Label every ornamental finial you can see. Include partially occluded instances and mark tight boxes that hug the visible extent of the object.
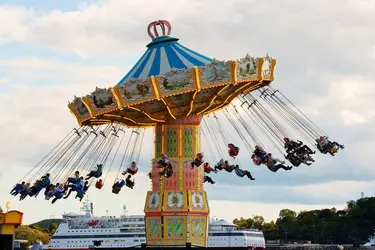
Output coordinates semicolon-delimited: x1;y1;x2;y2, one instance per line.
147;20;172;40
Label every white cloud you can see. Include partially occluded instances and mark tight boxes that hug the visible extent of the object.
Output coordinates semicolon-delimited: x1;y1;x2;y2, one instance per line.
1;0;375;224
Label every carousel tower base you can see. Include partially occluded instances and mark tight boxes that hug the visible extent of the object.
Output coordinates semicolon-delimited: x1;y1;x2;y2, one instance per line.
144;116;210;247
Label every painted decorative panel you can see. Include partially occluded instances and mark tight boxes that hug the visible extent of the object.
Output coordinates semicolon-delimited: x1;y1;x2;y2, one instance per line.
115;78;154;106
68;97;91;122
162;191;188;212
236;54;260;82
144;191;162;212
190;216;206;239
151;161;161;191
166;129;178;157
146;217;162;239
164;161;178;190
155;129;162;157
157;68;195;97
164;216;186;239
188;190;209;213
199;59;232;88
183;161;196;190
262;55;275;81
84;87;118;116
183;128;194;158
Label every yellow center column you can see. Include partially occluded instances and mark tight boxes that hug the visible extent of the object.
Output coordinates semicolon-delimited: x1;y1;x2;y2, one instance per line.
144;115;209;247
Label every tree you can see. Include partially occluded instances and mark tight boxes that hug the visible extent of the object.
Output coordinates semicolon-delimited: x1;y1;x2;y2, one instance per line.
48;222;58;235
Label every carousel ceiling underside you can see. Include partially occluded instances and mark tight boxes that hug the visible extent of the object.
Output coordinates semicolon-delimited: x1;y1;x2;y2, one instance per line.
68;55;276;127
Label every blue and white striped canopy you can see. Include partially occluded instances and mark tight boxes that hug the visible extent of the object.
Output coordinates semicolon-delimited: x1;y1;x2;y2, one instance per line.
117;36;212;85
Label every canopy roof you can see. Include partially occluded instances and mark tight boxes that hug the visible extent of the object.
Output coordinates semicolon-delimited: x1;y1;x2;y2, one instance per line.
117;20;212;85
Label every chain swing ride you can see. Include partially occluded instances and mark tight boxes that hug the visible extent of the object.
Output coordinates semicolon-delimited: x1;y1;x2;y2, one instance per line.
9;20;345;247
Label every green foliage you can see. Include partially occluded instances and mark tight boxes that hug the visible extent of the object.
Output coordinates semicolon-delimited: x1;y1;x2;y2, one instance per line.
30;219;62;234
15;225;51;247
233;197;375;244
0;206;3;212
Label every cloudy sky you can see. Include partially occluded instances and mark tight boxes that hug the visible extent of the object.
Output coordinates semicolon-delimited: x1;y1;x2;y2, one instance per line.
1;0;375;225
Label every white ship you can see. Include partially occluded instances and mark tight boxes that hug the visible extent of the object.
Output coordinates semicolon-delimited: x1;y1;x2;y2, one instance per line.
44;200;265;249
362;230;375;250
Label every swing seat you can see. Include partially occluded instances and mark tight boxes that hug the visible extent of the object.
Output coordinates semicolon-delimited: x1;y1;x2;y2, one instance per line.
95;181;103;189
112;187;121;194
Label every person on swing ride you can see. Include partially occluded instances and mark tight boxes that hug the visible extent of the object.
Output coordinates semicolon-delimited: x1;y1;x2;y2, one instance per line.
51;184;67;204
296;150;315;165
86;164;103;180
159;163;173;179
203;162;217;174
63;176;84;199
191;153;204;168
228;144;240;158
44;184;56;200
253;145;269;163
224;164;239;173
284;152;302;167
19;183;31;200
67;171;81;184
112;179;125;194
204;175;215;184
28;173;51;198
251;154;262;166
158;154;169;167
316;136;345;155
10;181;26;196
75;181;90;202
125;174;135;189
283;138;315;155
95;179;104;189
265;153;292;172
234;168;255;180
122;161;138;175
214;159;228;171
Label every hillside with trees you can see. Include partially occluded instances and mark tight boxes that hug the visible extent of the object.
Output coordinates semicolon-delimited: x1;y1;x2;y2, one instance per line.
233;197;375;244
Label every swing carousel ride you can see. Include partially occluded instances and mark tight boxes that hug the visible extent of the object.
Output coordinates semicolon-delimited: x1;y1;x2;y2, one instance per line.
10;20;344;247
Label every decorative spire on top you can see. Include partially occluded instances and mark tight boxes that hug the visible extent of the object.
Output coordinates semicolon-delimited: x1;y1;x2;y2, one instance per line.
147;20;172;40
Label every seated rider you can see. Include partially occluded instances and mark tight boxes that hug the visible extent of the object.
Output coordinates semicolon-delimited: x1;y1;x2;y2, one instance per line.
214;159;228;171
191;153;204;168
265;154;292;172
122;161;138;175
19;183;31;201
67;171;81;184
228;144;239;158
29;173;51;198
76;181;90;201
234;168;255;180
86;164;103;180
295;150;314;166
64;177;84;199
10;182;25;196
125;175;135;189
316;136;344;156
204;175;215;184
95;179;104;189
284;152;302;167
158;154;169;167
224;164;239;173
159;163;173;179
253;145;268;163
112;179;125;194
203;163;217;174
284;138;315;155
51;184;66;204
251;154;262;166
